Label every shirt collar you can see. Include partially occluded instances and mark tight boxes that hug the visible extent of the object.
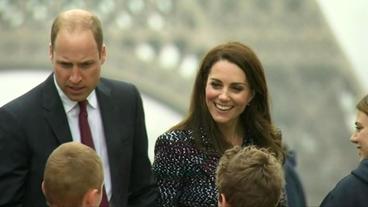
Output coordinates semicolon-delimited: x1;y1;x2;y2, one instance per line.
53;74;98;113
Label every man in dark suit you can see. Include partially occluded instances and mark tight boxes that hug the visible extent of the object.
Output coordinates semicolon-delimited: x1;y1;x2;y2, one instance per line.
0;9;158;207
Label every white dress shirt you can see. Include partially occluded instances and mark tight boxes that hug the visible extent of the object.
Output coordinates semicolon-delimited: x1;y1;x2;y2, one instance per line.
53;75;112;200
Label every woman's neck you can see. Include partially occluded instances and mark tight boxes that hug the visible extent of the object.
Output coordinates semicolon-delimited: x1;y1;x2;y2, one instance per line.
218;121;244;146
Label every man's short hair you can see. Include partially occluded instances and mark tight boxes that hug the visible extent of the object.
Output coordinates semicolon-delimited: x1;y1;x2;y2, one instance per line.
50;9;103;52
43;142;104;207
216;145;285;207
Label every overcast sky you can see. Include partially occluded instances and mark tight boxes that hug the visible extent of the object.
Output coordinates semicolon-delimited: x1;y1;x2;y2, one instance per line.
317;0;368;90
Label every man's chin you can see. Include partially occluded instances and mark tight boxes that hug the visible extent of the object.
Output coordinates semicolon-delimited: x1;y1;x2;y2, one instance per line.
66;94;86;102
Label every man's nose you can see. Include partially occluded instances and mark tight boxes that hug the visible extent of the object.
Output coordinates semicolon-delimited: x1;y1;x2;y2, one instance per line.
69;67;82;83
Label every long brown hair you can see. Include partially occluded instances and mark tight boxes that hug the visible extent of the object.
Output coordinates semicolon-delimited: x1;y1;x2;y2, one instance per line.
172;42;283;160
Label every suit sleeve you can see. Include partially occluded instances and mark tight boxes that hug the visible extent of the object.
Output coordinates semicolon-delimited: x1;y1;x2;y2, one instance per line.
0;107;29;206
127;87;159;207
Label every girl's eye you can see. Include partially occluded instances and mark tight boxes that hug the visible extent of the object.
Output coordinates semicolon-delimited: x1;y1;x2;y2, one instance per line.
355;126;363;132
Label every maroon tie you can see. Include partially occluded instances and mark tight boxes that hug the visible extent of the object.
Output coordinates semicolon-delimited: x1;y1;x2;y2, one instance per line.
79;101;109;207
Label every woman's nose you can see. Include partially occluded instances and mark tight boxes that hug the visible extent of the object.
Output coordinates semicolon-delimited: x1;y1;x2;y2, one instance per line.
218;89;230;101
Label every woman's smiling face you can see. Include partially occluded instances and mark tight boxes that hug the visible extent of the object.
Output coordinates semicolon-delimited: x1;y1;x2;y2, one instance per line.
205;60;253;127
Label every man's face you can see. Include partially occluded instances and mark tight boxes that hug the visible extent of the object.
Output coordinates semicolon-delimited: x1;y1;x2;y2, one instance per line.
49;29;106;102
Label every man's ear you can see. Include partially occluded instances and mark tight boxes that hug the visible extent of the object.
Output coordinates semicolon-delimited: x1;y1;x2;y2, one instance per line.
49;43;53;61
100;44;107;64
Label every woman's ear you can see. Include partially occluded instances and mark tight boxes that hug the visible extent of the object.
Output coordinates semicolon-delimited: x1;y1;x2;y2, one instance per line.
250;90;255;100
247;90;255;105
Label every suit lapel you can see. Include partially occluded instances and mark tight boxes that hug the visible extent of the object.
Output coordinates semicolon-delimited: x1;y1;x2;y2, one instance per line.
41;74;72;144
95;80;119;157
96;80;126;201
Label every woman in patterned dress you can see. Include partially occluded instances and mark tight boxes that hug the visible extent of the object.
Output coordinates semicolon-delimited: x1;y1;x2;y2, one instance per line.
152;42;286;207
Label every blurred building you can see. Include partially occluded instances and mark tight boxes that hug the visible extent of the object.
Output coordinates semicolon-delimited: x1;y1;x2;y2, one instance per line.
0;0;363;205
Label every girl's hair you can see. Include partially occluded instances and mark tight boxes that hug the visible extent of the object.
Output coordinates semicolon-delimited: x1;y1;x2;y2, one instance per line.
357;94;368;115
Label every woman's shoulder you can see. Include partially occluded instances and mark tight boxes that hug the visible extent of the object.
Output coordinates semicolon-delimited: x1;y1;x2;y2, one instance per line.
153;129;201;168
156;129;194;143
154;129;196;152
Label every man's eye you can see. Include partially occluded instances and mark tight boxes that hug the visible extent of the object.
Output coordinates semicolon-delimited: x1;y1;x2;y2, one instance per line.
60;62;72;68
80;62;93;68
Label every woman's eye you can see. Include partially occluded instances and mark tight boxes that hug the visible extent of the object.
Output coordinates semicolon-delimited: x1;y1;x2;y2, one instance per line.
211;82;221;88
232;86;243;92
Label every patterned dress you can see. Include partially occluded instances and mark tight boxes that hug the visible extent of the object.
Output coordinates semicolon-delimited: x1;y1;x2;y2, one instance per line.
152;129;287;207
153;129;240;206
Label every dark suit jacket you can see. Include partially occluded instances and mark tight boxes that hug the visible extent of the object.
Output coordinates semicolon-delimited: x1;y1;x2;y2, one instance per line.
0;74;158;207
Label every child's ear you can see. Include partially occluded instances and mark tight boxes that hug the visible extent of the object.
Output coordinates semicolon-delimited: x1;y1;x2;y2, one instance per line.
41;180;46;195
41;181;52;207
83;188;103;207
218;193;228;207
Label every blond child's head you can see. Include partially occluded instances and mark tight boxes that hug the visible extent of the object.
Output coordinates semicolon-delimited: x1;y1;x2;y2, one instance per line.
42;142;104;207
216;145;284;207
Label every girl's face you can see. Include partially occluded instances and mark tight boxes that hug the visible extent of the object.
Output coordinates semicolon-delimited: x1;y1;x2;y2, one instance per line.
351;110;368;161
205;60;253;128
